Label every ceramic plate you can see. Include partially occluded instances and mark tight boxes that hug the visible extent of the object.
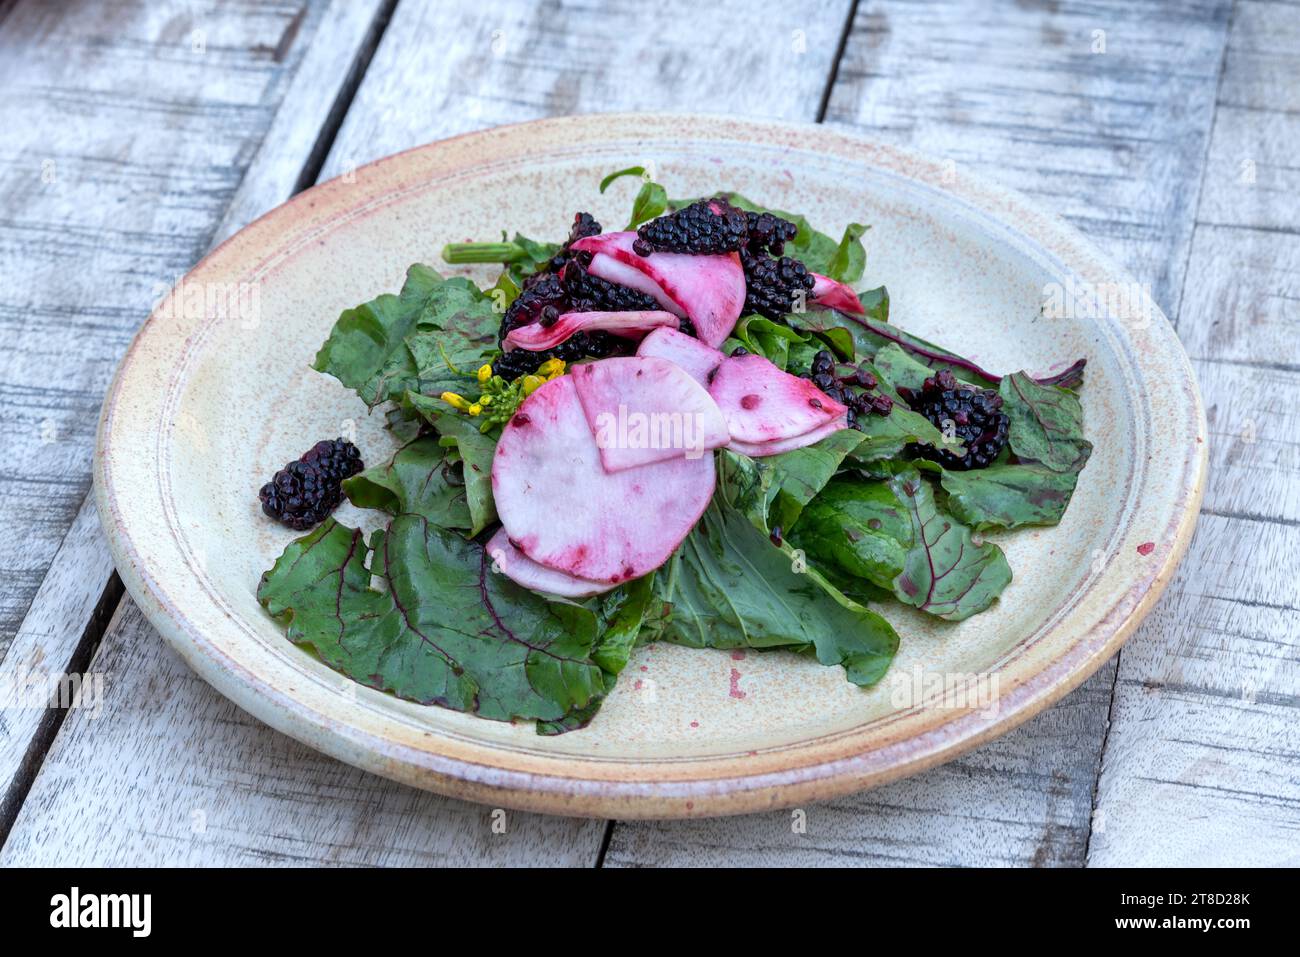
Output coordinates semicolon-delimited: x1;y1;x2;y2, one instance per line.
95;114;1205;817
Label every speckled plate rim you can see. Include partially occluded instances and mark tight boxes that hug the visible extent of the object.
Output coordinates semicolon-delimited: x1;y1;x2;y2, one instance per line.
95;113;1206;818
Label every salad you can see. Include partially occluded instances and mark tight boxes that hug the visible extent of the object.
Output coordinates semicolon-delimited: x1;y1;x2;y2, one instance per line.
255;168;1091;734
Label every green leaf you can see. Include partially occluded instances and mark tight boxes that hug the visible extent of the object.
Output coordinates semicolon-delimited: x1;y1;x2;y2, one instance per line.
257;517;607;724
627;181;668;229
342;437;473;528
939;462;1082;532
999;372;1093;472
591;575;657;676
826;223;869;283
887;468;1012;621
723;315;811;370
599;166;647;193
312;265;499;408
788;478;912;592
432;413;498;535
871;342;938;393
651;502;898;685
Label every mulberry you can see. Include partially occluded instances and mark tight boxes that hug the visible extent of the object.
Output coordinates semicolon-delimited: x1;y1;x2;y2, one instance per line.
259;439;363;531
903;370;1009;470
741;252;815;319
633;199;749;256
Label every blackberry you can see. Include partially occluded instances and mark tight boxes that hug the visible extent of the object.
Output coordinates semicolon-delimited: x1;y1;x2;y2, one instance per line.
568;211;602;245
492;347;547;381
745;210;799;256
800;351;893;429
561;260;661;313
741;251;815;319
259;438;363;531
500;272;567;342
902;370;1009;470
633;199;749;256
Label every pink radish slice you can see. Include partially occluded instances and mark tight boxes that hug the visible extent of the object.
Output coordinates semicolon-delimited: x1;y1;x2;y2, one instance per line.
586;253;685;317
486;527;613;598
635;326;724;387
571;356;730;473
503;310;678;352
708;353;847;444
728;415;849;457
810;273;866;315
573;232;745;348
492;375;715;584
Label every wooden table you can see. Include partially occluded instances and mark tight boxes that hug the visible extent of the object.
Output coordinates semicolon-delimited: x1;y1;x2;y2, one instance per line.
1;0;1296;868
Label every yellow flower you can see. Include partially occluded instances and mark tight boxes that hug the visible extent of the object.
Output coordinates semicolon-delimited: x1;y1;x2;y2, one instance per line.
522;375;544;395
468;403;483;416
440;391;469;411
476;363;493;383
537;357;566;379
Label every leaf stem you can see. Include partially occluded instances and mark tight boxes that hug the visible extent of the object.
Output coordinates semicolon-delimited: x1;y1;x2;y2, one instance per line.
440;241;527;264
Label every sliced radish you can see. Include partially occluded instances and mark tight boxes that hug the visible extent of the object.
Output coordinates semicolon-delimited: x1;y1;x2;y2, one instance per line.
810;273;866;315
728;415;848;457
485;527;613;598
503;310;678;352
585;253;685;317
571;356;729;473
708;353;847;444
573;232;745;348
492;375;715;584
636;326;724;387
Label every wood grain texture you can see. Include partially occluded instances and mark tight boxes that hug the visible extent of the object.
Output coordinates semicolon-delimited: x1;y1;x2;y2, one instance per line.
824;0;1230;314
320;0;853;177
0;0;332;659
608;0;1237;868
1088;0;1300;866
0;603;603;867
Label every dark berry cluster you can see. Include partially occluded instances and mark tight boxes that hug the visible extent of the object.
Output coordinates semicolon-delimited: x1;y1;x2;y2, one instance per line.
742;251;816;319
561;256;662;313
533;211;604;279
804;350;893;430
258;439;363;531
744;210;799;256
901;369;1009;470
492;330;619;380
633;199;751;256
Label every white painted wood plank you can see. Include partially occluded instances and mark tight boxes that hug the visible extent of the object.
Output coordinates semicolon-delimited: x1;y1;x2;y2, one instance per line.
1089;0;1300;866
1198;0;1300;232
0;0;333;657
320;0;851;178
212;0;389;244
610;0;1236;868
1;602;602;867
0;495;118;830
6;0;853;866
825;0;1230;314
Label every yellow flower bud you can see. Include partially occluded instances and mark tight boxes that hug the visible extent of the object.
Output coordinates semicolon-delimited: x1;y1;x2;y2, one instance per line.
522;375;544;395
468;403;482;416
479;394;493;406
476;363;493;383
537;358;565;378
440;391;469;411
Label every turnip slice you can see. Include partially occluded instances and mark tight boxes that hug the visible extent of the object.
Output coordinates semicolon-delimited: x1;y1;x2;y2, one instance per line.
708;353;847;444
571;356;729;473
492;375;715;584
728;415;849;457
485;527;613;598
574;232;745;348
810;272;866;315
636;326;724;387
503;310;678;352
585;253;685;317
